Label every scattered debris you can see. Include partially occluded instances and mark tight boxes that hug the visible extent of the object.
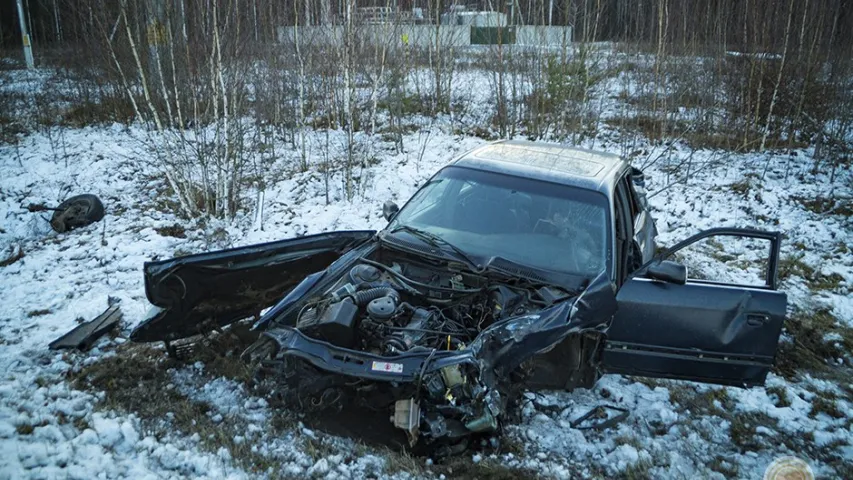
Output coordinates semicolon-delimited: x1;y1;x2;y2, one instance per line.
22;194;105;233
24;203;56;213
155;224;187;238
0;243;24;267
49;305;122;350
570;404;630;430
50;194;105;233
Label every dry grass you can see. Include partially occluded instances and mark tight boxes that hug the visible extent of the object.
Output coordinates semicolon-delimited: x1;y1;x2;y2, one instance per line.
616;459;653;480
16;418;53;434
708;456;739;477
668;385;735;416
154;224;188;239
58;98;135;128
774;309;853;380
765;386;792;408
794;196;853;217
778;254;847;292
431;455;544;480
182;325;258;384
382;447;425;476
809;395;844;419
728;411;777;452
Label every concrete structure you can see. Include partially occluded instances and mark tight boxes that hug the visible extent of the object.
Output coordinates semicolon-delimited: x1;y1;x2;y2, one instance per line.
516;25;572;47
440;11;507;27
277;24;572;49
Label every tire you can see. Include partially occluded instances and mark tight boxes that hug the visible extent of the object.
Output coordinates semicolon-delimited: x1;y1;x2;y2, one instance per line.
50;194;105;233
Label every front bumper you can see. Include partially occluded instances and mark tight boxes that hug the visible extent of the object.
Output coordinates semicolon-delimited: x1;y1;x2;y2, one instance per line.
262;327;479;382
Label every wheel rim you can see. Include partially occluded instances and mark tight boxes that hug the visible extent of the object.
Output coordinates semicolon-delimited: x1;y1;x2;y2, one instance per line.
52;200;92;229
64;201;91;222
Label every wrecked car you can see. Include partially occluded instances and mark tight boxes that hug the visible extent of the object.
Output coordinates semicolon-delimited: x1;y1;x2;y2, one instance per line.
131;141;787;453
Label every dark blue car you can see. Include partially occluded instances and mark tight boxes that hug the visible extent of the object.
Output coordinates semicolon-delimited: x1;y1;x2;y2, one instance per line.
132;141;787;452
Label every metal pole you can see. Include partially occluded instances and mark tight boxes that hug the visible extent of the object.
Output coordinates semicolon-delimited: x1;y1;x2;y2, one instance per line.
16;0;35;69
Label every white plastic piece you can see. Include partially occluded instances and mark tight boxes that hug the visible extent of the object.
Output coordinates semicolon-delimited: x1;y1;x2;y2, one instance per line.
393;399;420;446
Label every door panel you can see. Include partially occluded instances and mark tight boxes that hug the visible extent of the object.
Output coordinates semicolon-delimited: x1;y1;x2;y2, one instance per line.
602;228;787;387
603;278;786;386
131;231;375;343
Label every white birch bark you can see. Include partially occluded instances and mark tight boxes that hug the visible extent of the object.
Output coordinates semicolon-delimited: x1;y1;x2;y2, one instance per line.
760;0;795;152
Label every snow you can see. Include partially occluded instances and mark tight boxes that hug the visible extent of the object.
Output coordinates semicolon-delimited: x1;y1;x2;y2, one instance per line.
1;65;852;479
0;352;245;479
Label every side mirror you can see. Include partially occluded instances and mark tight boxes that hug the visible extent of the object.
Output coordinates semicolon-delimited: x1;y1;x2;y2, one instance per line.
382;200;399;221
646;260;687;285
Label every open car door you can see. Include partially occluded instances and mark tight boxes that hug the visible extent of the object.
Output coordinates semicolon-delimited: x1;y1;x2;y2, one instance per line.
602;228;787;387
130;231;375;343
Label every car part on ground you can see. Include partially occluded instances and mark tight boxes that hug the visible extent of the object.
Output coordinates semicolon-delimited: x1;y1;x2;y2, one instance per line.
0;243;24;267
49;194;105;233
24;194;105;233
49;305;122;350
569;404;630;430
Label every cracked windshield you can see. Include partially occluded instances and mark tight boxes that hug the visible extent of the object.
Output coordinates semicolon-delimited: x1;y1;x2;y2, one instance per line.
389;166;610;277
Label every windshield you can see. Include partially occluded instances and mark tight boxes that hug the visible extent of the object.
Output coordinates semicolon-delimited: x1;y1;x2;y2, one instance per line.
388;166;611;278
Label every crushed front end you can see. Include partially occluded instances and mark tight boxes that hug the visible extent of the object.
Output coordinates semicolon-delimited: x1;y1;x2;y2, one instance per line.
243;249;615;453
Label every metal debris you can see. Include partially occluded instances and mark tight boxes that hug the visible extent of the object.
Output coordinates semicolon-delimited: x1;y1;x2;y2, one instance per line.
49;305;122;351
570;404;630;430
0;244;24;267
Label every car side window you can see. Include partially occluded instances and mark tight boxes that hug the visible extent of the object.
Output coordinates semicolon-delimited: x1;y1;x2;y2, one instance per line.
666;235;773;288
613;178;633;284
649;229;783;290
621;176;639;220
627;172;648;212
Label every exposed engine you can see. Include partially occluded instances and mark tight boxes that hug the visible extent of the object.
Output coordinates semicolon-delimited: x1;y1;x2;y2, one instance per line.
293;259;536;355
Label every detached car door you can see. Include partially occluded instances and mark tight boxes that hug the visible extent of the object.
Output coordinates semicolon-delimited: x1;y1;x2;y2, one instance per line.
131;231;375;343
602;228;787;387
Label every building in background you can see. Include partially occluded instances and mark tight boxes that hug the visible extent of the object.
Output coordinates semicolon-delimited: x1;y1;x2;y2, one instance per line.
440;8;507;27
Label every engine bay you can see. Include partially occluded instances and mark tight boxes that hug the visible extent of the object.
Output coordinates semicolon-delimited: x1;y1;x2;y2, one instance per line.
292;251;562;356
248;249;595;452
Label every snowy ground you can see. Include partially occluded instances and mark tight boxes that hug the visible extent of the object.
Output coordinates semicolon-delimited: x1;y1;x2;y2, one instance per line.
1;67;852;479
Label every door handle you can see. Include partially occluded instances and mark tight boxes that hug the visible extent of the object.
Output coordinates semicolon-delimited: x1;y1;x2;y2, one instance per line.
746;313;770;326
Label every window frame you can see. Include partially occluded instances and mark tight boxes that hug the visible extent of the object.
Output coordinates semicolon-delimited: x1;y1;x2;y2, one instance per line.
613;174;634;284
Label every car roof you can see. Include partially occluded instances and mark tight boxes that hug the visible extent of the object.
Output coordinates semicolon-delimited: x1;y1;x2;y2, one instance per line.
450;140;628;195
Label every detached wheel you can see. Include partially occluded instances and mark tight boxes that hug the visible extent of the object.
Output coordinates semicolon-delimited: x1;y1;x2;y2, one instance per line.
50;194;105;233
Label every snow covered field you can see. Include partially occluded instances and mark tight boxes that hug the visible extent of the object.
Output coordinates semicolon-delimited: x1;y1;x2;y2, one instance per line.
1;67;852;479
